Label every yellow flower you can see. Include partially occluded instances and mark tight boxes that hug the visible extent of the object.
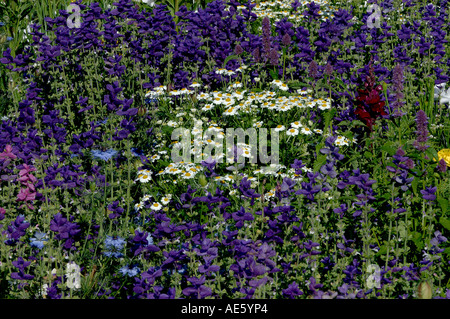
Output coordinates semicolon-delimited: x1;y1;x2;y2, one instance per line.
434;149;450;167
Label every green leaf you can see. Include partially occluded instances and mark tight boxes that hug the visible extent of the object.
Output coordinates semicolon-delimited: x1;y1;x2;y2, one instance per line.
443;247;450;255
323;108;336;130
411;231;424;250
376;244;387;256
222;54;240;69
411;176;419;196
438;198;449;215
425;146;439;162
315;141;325;157
313;153;327;172
439;216;450;231
337;120;349;127
269;68;279;80
286;80;302;89
364;151;373;159
380;141;397;156
349;120;366;128
161;125;174;135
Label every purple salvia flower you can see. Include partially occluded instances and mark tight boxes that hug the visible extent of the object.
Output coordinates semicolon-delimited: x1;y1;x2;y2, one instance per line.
252;47;261;63
413;110;430;152
308;60;318;79
282;33;291;47
269;48;279;66
437;158;447;173
234;43;244;55
391;63;406;117
261;16;271;60
324;61;334;84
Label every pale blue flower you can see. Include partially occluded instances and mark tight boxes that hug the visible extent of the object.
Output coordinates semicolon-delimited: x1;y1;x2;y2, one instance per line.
119;265;140;277
91;149;118;161
103;235;126;258
30;231;48;249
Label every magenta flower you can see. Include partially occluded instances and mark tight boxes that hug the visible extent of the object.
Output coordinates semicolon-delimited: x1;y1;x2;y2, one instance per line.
19;164;36;176
17;187;36;210
0;145;17;160
17;187;36;202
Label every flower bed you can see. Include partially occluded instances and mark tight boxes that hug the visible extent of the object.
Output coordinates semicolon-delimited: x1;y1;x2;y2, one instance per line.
0;0;449;299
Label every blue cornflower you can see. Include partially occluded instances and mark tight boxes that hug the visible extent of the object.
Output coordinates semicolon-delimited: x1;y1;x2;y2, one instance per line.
6;37;13;41
0;22;5;27
119;265;140;277
95;117;108;125
30;231;48;249
91;149;119;161
103;235;126;258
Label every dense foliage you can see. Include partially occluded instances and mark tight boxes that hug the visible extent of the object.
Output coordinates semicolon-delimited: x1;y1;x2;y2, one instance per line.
0;0;449;299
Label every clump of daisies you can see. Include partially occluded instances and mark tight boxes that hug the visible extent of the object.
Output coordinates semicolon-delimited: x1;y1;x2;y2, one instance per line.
271;79;289;91
135;169;152;183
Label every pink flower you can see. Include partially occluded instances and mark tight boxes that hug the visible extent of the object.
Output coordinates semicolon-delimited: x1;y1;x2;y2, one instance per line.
19;164;36;176
17;187;36;202
17;173;37;185
0;145;17;160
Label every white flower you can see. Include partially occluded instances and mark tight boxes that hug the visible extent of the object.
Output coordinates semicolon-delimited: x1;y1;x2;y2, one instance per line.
136;169;152;183
181;171;195;179
150;202;163;211
201;104;215;112
274;125;285;132
142;194;152;202
161;195;172;205
312;128;322;134
291;121;303;128
166;120;179;127
301;127;313;135
223;107;237;116
286;128;299;136
66;262;81;290
190;81;202;88
434;82;450;105
253;121;264;128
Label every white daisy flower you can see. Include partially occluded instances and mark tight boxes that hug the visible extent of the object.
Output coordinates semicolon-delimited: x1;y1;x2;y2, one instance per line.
253;121;264;128
136;171;152;183
181;171;195;179
190;82;202;88
150;154;160;162
313;128;323;134
223;107;237;116
142;194;152;202
301;127;313;135
291;121;303;128
150;202;163;211
166;120;179;127
286;128;299;136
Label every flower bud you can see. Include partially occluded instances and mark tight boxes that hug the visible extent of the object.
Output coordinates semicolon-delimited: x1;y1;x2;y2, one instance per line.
138;106;147;117
198;174;208;187
417;281;432;299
